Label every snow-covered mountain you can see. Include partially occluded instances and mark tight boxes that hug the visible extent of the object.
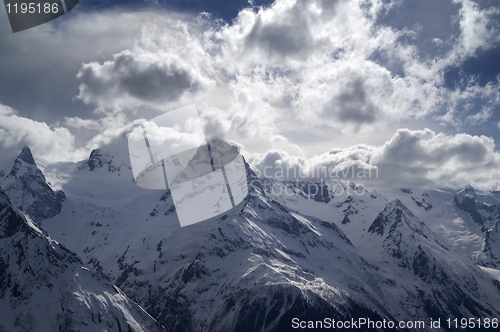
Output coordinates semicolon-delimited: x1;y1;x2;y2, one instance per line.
451;185;500;268
263;180;500;321
265;179;500;269
3;143;500;331
0;189;165;332
0;146;65;223
34;147;388;331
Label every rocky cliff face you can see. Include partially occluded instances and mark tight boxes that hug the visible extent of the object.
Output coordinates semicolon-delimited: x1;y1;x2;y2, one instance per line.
0;146;64;223
452;185;500;268
0;189;165;332
4;145;500;331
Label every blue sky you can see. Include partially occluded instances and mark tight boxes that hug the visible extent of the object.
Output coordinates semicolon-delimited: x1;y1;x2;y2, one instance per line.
81;0;276;23
0;0;499;190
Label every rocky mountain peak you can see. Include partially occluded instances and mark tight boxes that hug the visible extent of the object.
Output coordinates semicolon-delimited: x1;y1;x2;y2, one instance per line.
388;198;410;212
454;184;477;204
17;146;36;165
25;153;500;330
0;189;165;332
88;148;113;171
453;184;488;227
368;199;414;236
8;146;40;178
1;147;64;223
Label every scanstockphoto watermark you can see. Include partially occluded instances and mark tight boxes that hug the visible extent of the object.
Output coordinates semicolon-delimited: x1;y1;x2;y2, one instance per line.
252;164;379;198
254;164;379;181
252;178;368;198
128;105;249;228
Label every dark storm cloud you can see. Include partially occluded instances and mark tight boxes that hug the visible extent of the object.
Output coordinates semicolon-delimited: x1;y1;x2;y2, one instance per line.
376;129;492;165
0;8;203;172
120;64;196;101
244;1;316;60
0;9;155;124
77;51;200;104
323;78;378;125
315;0;340;16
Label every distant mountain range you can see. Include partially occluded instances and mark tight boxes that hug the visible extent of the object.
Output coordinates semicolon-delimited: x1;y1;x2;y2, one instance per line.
1;145;500;331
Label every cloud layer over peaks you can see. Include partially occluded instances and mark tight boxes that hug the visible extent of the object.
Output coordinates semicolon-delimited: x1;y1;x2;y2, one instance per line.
75;1;500;144
249;128;500;190
1;0;499;191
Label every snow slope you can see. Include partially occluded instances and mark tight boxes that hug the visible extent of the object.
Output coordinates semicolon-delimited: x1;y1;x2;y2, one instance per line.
0;189;165;332
0;146;64;223
4;142;500;331
264;179;500;269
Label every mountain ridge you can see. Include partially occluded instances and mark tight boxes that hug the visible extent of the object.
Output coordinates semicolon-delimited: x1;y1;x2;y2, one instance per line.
3;145;500;331
0;189;166;332
0;146;64;223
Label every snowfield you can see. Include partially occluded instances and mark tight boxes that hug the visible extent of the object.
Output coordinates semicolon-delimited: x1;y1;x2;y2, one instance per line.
2;145;500;331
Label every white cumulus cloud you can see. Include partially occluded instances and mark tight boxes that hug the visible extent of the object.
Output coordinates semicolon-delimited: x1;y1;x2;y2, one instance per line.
248;128;500;190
